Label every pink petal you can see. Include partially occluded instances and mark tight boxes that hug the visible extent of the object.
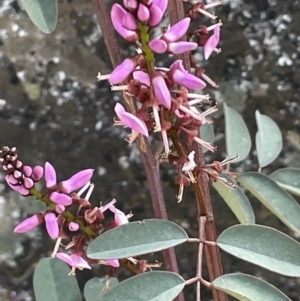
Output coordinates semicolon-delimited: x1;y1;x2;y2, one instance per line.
61;169;94;194
109;58;136;85
163;17;191;42
173;70;207;90
50;192;73;206
32;165;44;182
56;252;73;266
148;38;167;54
149;5;163;27
107;259;120;268
152;0;168;15
6;176;29;196
168;41;198;54
6;174;18;185
137;3;150;22
45;212;59;239
107;204;129;226
23;177;34;189
123;0;138;10
133;71;150;86
14;214;42;233
69;222;79;231
45;162;57;188
115;103;149;137
70;254;91;269
152;75;171;109
23;166;32;177
55;204;65;214
204;25;220;60
111;4;138;41
122;12;137;30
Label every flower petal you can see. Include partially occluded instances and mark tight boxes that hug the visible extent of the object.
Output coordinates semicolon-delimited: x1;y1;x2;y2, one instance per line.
50;192;73;206
133;71;150;86
109;58;136;85
107;259;120;268
14;214;42;233
163;17;191;42
56;252;73;266
173;70;207;90
70;254;91;269
61;169;94;194
32;165;44;182
149;5;164;27
204;25;220;60
115;103;149;137
45;212;59;239
152;75;171;109
149;38;167;54
45;162;57;188
168;41;198;54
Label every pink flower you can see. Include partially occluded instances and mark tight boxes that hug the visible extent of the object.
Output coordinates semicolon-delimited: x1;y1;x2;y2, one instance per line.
204;25;220;60
32;165;44;182
69;222;80;231
152;73;171;109
5;176;29;196
111;4;138;41
168;41;198;55
107;259;120;268
114;103;149;142
170;60;206;90
14;214;43;233
45;212;59;239
45;162;94;195
133;71;150;86
148;38;167;54
56;253;91;275
50;191;72;206
137;3;150;23
109;58;137;85
61;169;94;194
163;18;191;42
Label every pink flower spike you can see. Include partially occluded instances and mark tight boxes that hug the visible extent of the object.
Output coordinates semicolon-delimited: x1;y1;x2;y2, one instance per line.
107;259;120;268
32;165;44;182
152;74;171;109
133;71;150;86
69;222;80;232
114;103;149;137
45;212;59;239
50;192;73;206
168;41;198;55
45;162;57;189
163;17;191;42
61;169;94;194
14;214;42;233
204;25;220;60
137;3;150;23
148;38;167;54
149;5;164;27
109;58;136;85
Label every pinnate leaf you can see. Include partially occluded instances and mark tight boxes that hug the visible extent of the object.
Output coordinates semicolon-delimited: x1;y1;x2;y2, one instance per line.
224;103;251;163
213;273;292;301
84;276;119;301
255;110;282;168
87;219;188;260
213;174;255;224
33;258;81;301
269;168;300;197
22;0;58;33
100;271;185;301
217;224;300;276
238;172;300;234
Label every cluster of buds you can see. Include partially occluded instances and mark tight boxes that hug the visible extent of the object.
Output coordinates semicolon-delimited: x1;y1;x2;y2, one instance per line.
1;146;142;274
97;0;222;201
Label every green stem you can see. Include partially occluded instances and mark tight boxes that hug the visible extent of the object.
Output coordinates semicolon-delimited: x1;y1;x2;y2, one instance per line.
29;187;97;238
138;23;154;73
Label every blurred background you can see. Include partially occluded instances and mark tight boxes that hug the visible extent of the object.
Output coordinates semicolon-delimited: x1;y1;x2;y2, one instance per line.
0;0;300;300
